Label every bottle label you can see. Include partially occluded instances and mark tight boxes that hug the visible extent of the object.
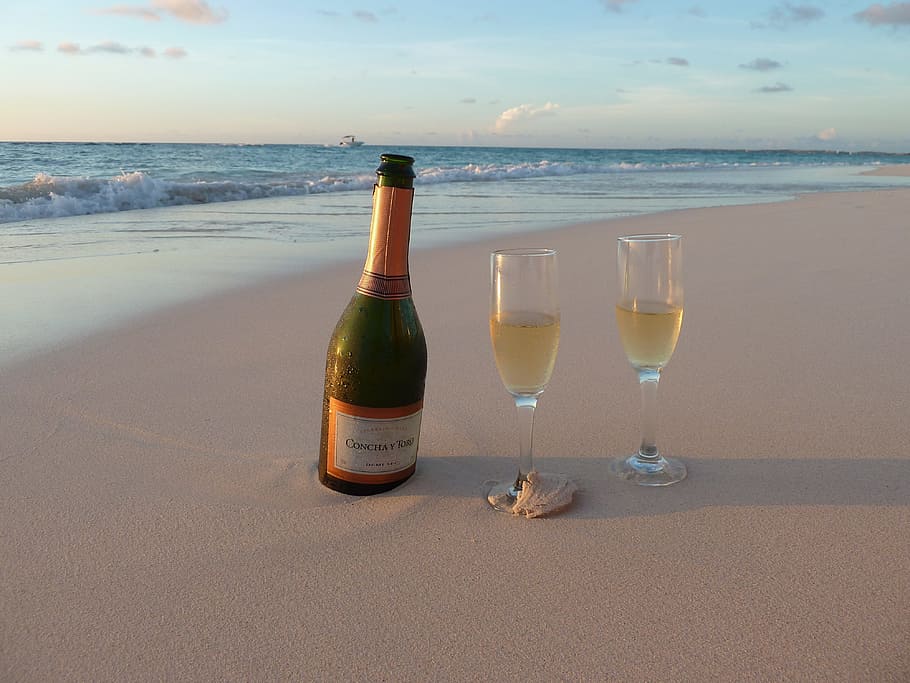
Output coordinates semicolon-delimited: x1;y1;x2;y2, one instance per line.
327;397;422;484
357;185;414;300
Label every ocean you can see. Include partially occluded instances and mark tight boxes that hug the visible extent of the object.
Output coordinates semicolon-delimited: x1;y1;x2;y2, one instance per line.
4;142;910;248
2;142;910;364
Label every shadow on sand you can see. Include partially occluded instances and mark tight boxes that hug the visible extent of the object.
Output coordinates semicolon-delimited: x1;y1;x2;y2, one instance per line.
390;454;909;519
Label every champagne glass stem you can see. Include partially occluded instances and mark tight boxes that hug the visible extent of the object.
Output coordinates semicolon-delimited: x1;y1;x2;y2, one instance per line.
637;370;660;461
514;395;538;488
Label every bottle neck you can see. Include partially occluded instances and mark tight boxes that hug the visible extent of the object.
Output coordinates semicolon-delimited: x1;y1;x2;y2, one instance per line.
357;184;414;300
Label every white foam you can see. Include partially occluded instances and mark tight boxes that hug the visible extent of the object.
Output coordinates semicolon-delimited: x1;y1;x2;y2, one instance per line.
0;159;803;225
0;171;384;224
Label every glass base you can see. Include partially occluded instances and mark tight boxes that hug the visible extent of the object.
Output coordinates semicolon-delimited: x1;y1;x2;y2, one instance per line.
484;471;578;516
609;454;687;486
484;480;521;512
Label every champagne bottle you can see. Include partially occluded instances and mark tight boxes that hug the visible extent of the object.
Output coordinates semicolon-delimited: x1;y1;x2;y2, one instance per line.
318;154;427;495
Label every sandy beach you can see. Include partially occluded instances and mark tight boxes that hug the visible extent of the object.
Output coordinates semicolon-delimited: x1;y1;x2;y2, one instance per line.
864;164;910;176
2;186;910;680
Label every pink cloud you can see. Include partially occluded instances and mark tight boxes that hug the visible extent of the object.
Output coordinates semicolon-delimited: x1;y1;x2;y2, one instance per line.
95;4;161;20
152;0;227;24
11;40;44;51
94;0;227;24
58;42;83;55
854;2;910;25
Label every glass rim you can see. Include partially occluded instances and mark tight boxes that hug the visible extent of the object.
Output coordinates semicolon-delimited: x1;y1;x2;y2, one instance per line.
618;233;681;243
491;247;557;257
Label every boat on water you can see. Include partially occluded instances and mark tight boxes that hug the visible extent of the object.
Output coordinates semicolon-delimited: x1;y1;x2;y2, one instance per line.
339;135;365;147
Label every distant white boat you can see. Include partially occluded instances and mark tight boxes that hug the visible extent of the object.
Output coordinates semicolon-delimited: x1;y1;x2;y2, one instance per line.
339;135;365;147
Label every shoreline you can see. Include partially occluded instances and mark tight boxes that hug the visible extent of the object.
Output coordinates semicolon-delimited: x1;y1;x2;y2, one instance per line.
862;163;910;176
3;186;910;679
4;176;910;369
0;160;907;367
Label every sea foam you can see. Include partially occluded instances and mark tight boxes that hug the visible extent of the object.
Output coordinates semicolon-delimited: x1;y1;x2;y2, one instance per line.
0;161;687;224
0;153;889;225
0;171;381;224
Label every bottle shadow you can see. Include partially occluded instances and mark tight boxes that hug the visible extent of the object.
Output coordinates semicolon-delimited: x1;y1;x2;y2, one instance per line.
402;454;910;519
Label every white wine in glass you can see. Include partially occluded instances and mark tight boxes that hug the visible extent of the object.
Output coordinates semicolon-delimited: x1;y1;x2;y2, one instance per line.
610;234;687;486
486;248;561;511
491;310;560;395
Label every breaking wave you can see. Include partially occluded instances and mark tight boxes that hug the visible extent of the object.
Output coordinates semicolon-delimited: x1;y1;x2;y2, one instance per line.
0;155;893;224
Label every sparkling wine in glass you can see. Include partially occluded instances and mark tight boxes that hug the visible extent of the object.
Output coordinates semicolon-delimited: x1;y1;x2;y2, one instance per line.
610;234;687;486
486;248;561;511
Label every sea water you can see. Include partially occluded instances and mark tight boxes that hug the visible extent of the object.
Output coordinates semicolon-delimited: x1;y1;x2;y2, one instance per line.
2;143;909;364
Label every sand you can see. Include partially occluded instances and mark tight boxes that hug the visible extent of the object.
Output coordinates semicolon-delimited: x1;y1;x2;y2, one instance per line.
2;188;910;681
863;164;910;177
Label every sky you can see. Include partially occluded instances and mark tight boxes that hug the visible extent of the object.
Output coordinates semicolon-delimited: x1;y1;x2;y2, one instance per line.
1;0;909;150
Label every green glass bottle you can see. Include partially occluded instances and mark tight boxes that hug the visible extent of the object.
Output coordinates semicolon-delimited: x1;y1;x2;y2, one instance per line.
318;154;427;495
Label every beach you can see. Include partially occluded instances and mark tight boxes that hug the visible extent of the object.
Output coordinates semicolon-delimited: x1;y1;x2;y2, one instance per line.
2;180;910;680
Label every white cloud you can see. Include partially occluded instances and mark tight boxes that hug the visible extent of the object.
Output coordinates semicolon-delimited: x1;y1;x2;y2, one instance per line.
816;127;837;141
854;2;910;26
58;42;83;55
495;102;560;131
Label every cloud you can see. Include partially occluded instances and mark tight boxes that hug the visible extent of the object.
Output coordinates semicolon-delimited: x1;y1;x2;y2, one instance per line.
495;102;560;131
688;6;707;17
600;0;638;13
460;97;477;104
90;40;133;54
11;40;44;51
95;0;227;24
155;0;226;23
55;41;186;57
756;82;793;93
753;2;824;28
667;57;689;66
816;127;837;141
95;4;161;20
353;10;378;22
854;2;910;26
740;58;783;71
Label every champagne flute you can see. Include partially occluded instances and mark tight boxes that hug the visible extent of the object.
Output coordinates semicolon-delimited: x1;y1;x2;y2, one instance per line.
486;248;561;512
610;234;687;486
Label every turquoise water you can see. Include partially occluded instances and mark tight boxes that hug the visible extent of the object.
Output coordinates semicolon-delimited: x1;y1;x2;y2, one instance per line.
2;143;910;265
